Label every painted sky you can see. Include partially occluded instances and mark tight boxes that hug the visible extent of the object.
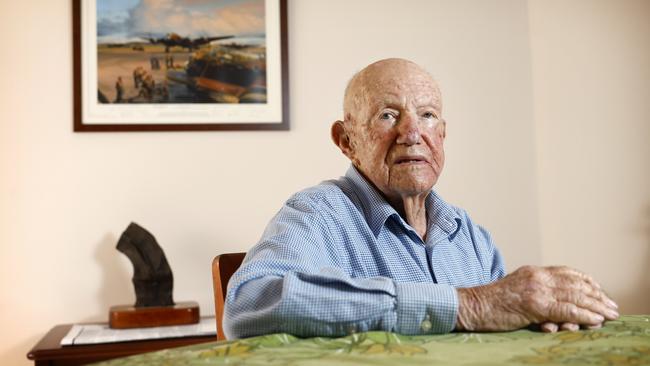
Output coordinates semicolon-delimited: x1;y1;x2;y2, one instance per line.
97;0;265;43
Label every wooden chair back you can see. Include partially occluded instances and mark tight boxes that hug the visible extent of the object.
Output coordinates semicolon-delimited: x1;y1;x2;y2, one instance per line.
211;252;246;340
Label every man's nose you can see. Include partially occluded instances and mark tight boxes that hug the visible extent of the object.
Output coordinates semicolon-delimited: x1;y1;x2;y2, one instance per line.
396;114;421;145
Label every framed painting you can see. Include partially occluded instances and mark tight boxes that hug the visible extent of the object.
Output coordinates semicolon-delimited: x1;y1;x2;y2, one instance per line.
73;0;289;131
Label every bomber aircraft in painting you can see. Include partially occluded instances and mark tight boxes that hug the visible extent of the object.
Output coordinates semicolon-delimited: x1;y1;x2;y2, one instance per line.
144;33;234;53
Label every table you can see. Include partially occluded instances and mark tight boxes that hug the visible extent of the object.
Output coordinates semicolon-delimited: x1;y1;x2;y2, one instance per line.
92;315;649;366
26;324;216;366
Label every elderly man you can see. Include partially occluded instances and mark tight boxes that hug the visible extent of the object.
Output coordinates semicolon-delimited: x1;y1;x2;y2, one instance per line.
223;58;618;339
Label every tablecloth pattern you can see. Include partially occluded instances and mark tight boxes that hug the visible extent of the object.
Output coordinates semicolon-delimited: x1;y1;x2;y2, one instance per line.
94;315;650;365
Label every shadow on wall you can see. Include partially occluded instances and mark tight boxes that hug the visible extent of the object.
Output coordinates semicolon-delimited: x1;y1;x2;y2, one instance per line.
618;203;650;314
83;232;133;322
4;333;41;366
640;204;650;311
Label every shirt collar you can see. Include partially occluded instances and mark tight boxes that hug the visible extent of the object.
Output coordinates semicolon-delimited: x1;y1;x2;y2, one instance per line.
344;165;461;242
345;166;398;237
425;190;462;244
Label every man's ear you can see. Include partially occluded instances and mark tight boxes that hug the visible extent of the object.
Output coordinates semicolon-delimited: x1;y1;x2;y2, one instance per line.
331;120;354;160
438;119;447;139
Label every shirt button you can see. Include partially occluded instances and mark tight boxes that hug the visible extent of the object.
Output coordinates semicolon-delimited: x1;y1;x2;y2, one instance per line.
421;314;432;332
420;320;432;332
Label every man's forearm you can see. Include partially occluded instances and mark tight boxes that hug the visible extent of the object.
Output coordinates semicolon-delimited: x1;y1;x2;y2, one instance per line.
225;272;460;338
224;272;400;338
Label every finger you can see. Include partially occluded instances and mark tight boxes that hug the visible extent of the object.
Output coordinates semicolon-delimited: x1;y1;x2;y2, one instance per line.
546;267;601;297
554;290;619;321
554;281;605;308
568;268;602;291
597;290;619;310
544;270;617;313
560;322;580;332
571;280;618;311
582;323;602;330
572;285;619;311
582;292;617;315
540;322;558;333
548;302;604;325
562;273;618;311
586;290;618;312
548;266;604;293
549;266;597;284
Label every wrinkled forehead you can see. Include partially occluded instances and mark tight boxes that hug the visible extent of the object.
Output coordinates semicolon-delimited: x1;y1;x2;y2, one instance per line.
345;60;442;118
367;71;440;106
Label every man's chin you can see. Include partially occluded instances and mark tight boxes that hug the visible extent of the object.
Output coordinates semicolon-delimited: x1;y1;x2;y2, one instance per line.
388;178;437;197
389;166;437;186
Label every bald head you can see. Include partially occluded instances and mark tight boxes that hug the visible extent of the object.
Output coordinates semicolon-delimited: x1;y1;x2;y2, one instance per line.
343;58;442;123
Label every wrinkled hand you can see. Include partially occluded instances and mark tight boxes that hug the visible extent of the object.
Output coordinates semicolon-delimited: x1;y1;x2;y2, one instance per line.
455;265;619;332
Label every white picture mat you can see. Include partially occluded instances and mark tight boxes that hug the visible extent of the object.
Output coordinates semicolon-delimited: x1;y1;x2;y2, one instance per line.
81;0;284;125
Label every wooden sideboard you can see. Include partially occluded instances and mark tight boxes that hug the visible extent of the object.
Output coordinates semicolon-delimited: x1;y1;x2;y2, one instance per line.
27;323;216;366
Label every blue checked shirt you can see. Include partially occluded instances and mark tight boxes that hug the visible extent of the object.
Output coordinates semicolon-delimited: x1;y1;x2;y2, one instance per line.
224;166;506;339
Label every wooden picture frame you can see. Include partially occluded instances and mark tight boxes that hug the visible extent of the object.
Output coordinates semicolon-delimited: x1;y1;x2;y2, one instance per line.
73;0;289;132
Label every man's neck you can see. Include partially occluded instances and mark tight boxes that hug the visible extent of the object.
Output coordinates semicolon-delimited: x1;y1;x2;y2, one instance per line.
390;194;429;240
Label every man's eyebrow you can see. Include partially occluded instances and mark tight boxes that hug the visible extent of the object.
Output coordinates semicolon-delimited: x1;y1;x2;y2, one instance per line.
416;104;441;114
378;102;402;110
414;96;442;110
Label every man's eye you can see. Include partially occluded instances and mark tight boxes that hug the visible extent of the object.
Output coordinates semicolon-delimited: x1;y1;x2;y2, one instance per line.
380;112;395;120
423;112;436;119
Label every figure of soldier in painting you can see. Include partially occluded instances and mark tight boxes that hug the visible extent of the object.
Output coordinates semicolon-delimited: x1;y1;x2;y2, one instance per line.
115;76;124;103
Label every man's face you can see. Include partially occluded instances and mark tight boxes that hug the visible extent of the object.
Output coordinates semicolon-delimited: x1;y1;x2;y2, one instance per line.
340;60;446;201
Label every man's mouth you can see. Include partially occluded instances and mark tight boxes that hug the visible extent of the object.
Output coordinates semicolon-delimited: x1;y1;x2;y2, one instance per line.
394;155;428;165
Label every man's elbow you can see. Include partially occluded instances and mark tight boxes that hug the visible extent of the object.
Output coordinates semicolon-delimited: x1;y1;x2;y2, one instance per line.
222;277;286;339
222;301;286;339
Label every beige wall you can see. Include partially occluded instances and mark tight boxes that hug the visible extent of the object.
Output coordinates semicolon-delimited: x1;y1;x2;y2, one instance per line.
529;0;650;312
0;0;647;365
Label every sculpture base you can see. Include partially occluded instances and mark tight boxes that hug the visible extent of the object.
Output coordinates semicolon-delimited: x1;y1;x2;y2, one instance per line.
109;301;200;329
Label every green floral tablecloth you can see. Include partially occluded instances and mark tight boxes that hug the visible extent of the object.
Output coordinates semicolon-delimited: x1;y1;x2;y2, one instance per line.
95;315;650;365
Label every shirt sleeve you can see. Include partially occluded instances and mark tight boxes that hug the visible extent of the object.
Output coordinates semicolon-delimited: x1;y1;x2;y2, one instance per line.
475;224;507;281
223;195;459;339
458;207;507;282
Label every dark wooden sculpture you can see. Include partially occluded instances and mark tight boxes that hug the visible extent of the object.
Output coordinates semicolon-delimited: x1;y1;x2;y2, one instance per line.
116;222;174;307
109;222;199;329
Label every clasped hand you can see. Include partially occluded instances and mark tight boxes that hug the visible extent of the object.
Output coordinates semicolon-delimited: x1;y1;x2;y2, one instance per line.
456;265;619;332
